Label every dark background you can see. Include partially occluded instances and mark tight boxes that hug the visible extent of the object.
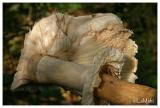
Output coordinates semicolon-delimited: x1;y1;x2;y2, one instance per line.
3;3;157;105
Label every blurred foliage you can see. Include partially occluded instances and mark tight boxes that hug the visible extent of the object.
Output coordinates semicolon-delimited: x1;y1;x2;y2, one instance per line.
3;3;157;105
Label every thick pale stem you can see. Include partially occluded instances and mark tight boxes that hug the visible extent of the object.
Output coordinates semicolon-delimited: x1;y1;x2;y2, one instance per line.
36;56;88;91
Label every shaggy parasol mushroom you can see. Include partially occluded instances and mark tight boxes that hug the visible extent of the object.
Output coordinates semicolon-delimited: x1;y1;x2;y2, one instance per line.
11;12;156;105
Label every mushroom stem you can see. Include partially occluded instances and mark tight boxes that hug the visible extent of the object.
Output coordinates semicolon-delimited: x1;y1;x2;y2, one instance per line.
36;56;88;91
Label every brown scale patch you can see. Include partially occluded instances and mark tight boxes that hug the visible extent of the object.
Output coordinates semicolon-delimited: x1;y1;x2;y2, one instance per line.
100;64;120;79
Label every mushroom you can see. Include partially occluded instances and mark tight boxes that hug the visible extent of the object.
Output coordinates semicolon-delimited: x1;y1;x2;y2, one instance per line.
11;12;138;104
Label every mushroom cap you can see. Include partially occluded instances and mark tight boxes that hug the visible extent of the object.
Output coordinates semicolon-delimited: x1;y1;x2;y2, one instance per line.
11;12;138;104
